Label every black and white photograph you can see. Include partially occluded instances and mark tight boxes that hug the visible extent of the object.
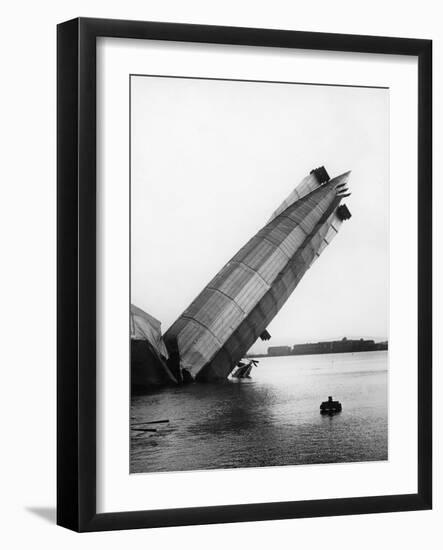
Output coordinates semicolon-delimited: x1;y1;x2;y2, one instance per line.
130;75;389;474
0;1;436;544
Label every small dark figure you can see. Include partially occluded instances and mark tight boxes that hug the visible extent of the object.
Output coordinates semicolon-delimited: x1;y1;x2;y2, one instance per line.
320;396;342;415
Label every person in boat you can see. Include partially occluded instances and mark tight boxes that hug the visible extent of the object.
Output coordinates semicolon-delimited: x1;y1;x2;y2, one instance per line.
320;396;342;414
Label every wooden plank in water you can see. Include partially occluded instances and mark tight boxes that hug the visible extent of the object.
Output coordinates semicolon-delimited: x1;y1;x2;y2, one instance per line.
132;419;169;426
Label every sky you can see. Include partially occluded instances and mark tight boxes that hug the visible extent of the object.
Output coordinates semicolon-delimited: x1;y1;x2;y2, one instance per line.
131;75;389;354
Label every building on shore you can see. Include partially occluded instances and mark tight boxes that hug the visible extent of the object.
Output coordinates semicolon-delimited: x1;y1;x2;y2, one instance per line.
163;166;352;383
268;346;292;356
266;337;388;357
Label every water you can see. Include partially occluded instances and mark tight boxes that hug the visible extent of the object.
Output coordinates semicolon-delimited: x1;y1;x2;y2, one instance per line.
130;351;388;473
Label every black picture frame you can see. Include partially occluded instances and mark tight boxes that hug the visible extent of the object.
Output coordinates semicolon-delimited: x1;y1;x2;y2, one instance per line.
57;17;432;532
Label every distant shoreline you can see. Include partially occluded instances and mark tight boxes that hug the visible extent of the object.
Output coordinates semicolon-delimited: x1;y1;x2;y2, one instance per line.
248;345;388;359
248;338;388;359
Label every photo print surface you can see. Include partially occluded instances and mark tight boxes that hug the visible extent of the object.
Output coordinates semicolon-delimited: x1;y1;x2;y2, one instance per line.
130;75;389;474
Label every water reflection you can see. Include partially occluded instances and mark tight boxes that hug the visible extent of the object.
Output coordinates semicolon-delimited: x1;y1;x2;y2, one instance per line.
131;351;388;473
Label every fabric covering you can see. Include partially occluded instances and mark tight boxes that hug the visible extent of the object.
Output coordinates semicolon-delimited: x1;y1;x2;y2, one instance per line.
130;304;169;359
164;170;352;380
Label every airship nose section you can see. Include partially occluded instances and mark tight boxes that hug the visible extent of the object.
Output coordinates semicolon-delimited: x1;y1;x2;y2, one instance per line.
333;170;352;197
333;170;352;185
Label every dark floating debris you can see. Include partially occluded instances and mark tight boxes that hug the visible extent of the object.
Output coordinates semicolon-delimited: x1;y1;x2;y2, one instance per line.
132;419;169;426
231;359;259;379
131;419;170;437
320;396;342;415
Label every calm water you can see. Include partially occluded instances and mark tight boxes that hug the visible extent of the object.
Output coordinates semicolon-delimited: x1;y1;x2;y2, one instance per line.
130;351;388;473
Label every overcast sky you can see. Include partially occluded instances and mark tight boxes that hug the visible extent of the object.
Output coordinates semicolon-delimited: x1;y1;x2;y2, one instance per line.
131;75;389;354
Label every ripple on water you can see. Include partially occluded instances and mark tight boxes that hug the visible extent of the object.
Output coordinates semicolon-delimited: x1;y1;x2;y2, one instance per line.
130;351;388;473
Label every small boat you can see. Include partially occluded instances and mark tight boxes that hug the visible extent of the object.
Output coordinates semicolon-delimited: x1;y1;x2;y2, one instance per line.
320;396;342;414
